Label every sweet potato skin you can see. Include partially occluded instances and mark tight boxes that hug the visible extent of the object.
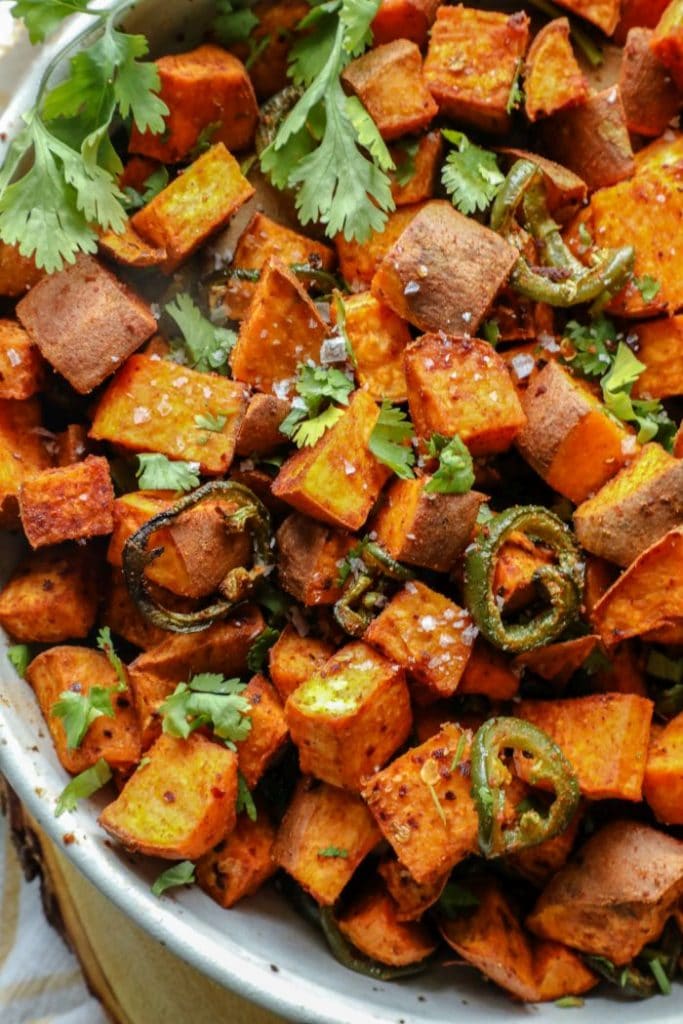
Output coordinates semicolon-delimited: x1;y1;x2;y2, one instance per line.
652;0;683;90
620;27;681;136
527;820;683;964
276;513;353;606
19;456;115;549
234;393;290;457
378;858;448;921
337;886;437;966
0;545;98;643
196;808;276;908
643;712;683;824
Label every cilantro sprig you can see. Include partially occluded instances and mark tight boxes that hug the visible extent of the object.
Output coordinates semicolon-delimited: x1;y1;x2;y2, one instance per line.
424;434;474;495
135;454;201;492
7;644;31;678
2;0;168;272
441;130;504;217
165;294;236;376
96;626;127;691
159;673;252;746
52;686;117;750
213;0;259;44
55;758;112;817
280;364;355;448
369;402;416;479
151;860;196;897
237;771;258;821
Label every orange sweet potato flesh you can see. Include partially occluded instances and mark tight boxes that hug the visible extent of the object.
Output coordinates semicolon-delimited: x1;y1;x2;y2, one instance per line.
336;203;425;291
273;778;381;905
389;131;443;207
26;647;140;775
268;625;334;703
643;712;683;824
0;240;42;298
336;886;437;966
235;675;289;789
98;221;167;268
514;635;600;688
101;569;171;652
230;1;309;100
553;0;620;33
615;0;671;43
99;732;237;860
275;513;353;606
527;820;683;964
196;806;276;908
524;19;588;122
334;292;410;403
0;398;53;527
19;456;114;550
371;0;440;46
507;808;582;888
632;316;683;399
515;694;654;801
492;532;555;612
459;639;520;700
378;858;448;921
0;320;42;400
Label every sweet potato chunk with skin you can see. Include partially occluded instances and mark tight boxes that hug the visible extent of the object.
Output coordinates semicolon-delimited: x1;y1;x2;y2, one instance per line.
362;724;478;885
0;545;98;644
528;820;683;965
26;647;140;775
235;675;288;789
524;19;588;122
405;334;525;456
101;570;170;652
620;28;681;137
196;809;276;908
389;132;443;207
90;354;246;476
336;203;424;292
371;476;483;573
0;240;42;297
372;202;518;337
129;45;257;162
371;0;440;46
440;877;597;1002
16;254;156;395
424;6;530;134
553;0;620;34
219;212;336;320
0;320;42;400
107;491;176;569
333;292;410;403
365;582;476;702
0;399;52;525
378;859;447;921
574;443;683;567
231;260;327;393
643;712;683;824
286;641;412;791
100;733;237;860
235;393;290;456
508;809;582;888
337;886;437;966
132;144;254;273
268;626;334;702
516;361;632;504
652;0;683;90
19;456;114;550
276;513;353;606
632;315;683;398
274;778;381;905
516;694;653;801
459;639;520;700
593;527;683;645
616;0;671;41
341;41;437;142
98;221;167;268
271;390;390;531
513;635;599;687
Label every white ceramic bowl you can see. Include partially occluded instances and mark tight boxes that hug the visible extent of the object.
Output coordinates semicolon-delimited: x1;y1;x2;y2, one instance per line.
0;5;680;1021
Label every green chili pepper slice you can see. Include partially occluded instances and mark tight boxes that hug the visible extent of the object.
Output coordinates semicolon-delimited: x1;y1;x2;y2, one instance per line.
122;481;273;634
463;505;583;653
334;541;414;637
471;717;580;858
489;159;541;234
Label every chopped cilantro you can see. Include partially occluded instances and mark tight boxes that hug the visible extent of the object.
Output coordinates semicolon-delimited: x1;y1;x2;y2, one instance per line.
151;860;196;897
194;412;228;433
633;274;662;304
237;771;258;822
441;129;504;216
449;732;467;774
438;881;480;917
601;342;675;446
555;996;585;1008
52;686;116;750
280;363;354;448
136;454;200;492
506;58;524;114
122;166;169;212
481;319;500;347
247;626;281;673
55;758;112;817
393;138;419;187
96;626;127;691
159;673;252;745
213;0;259;43
563;315;618;378
165;293;236;375
647;957;671;996
647;650;683;684
369;401;416;479
318;846;348;858
424;434;474;495
7;644;31;678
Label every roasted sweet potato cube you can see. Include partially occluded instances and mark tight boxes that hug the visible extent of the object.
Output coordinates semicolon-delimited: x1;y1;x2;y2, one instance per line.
516;361;632;504
230;1;309;99
620;28;681;136
0;545;98;643
98;220;167;268
513;635;599;687
593;527;683;645
336;202;425;292
268;625;334;702
507;808;582;887
365;582;476;702
90;354;246;476
616;0;671;41
378;858;447;921
19;456;114;549
553;0;620;33
372;202;518;336
271;390;391;531
370;476;483;573
235;675;288;789
459;639;520;700
405;334;525;455
0;399;52;525
524;19;588;122
26;646;140;775
371;0;440;46
276;513;353;606
101;569;170;652
440;877;597;1002
0;320;42;400
107;491;175;568
0;240;42;297
362;723;478;885
643;712;683;824
515;694;653;801
231;260;327;392
16;254;156;395
337;885;437;966
129;45;258;161
128;607;263;745
132;144;254;273
574;443;683;567
333;292;410;403
196;808;276;908
286;641;411;791
498;148;587;223
389;132;443;207
631;315;683;398
235;393;290;456
341;40;437;142
216;212;336;320
99;732;237;859
527;820;683;964
652;0;683;89
273;778;381;905
424;6;530;134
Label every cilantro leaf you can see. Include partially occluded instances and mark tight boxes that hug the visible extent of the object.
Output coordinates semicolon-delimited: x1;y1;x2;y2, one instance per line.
247;626;281;673
10;0;94;45
424;434;474;495
214;0;259;44
340;0;380;56
237;771;258;821
633;274;662;304
7;644;31;678
369;402;416;479
563;315;618;378
393;138;419;187
194;412;227;433
318;846;348;858
506;58;524;114
344;96;394;172
52;686;116;749
122;166;169;212
481;319;500;347
285;404;346;448
441;129;504;216
55;758;112;817
438;881;480;917
601;342;675;446
165;294;236;375
280;363;354;447
136;454;200;492
151;860;196;897
647;650;683;684
159;674;252;744
96;626;127;691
